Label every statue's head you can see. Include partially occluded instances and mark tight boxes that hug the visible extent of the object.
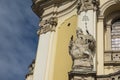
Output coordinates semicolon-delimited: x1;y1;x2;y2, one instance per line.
76;27;83;38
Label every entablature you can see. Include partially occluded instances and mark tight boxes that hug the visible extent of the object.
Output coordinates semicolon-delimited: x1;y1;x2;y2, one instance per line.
32;0;74;17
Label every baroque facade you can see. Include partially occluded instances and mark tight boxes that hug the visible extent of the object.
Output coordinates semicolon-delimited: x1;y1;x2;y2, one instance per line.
25;0;120;80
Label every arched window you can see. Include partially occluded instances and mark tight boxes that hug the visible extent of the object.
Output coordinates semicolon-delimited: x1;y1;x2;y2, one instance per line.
111;19;120;50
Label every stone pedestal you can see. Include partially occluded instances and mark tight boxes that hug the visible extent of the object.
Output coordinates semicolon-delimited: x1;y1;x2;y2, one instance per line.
68;71;96;80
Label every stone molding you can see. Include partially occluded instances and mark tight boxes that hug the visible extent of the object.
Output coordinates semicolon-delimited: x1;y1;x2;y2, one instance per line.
68;71;96;80
77;0;99;14
32;0;75;17
37;17;58;35
104;50;120;66
97;70;120;79
69;70;120;80
32;0;99;18
100;0;119;16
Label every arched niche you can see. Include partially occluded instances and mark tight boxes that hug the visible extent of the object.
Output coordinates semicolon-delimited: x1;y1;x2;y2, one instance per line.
102;0;120;75
100;0;120;17
100;0;120;51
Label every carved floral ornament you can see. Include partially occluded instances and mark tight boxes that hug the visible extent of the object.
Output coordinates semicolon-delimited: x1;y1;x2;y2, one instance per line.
37;17;58;35
77;0;99;13
69;27;96;71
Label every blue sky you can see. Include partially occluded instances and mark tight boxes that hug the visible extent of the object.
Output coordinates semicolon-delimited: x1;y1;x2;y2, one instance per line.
0;0;39;80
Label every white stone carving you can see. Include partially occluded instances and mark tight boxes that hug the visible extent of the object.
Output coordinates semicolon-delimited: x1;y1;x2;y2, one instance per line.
37;17;58;35
77;0;99;13
69;27;96;71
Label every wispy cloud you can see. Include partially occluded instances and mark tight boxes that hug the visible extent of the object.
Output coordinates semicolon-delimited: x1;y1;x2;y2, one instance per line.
0;0;39;80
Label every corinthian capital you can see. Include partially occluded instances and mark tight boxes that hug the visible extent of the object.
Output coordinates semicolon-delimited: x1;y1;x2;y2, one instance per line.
37;17;58;35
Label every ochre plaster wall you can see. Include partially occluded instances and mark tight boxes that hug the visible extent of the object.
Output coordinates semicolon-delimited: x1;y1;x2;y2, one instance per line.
53;15;77;80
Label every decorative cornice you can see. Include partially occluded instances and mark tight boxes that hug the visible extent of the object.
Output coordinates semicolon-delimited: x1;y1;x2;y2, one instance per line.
68;71;96;80
32;0;49;4
32;0;100;17
97;70;120;78
32;0;53;17
32;0;73;17
77;0;99;14
37;17;58;35
105;50;120;53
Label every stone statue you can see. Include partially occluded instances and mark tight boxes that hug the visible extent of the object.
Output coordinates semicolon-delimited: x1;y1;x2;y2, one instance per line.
69;27;96;71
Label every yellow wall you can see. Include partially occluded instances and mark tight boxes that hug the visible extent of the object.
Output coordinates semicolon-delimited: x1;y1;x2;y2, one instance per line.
53;15;77;80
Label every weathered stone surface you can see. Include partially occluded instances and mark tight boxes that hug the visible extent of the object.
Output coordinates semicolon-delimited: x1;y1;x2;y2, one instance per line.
69;27;96;71
68;71;96;80
77;0;99;13
37;17;58;35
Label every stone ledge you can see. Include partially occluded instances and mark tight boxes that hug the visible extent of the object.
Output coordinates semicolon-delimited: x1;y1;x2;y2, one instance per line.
97;70;120;78
68;71;96;80
104;61;120;66
68;71;96;76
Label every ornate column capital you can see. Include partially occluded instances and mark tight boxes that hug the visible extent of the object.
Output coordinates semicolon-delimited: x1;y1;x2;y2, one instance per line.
77;0;99;14
37;17;58;35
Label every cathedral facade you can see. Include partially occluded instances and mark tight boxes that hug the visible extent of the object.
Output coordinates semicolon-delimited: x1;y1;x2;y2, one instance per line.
26;0;120;80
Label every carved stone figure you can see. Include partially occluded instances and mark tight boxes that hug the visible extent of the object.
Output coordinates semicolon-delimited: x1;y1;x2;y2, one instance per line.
77;0;99;13
37;17;58;35
69;27;96;71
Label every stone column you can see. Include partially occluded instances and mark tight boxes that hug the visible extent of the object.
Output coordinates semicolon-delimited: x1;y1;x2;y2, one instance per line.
33;17;58;80
97;16;104;75
105;24;112;51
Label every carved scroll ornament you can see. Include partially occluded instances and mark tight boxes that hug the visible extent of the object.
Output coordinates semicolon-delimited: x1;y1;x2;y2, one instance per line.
37;17;58;35
69;27;96;71
77;0;99;13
